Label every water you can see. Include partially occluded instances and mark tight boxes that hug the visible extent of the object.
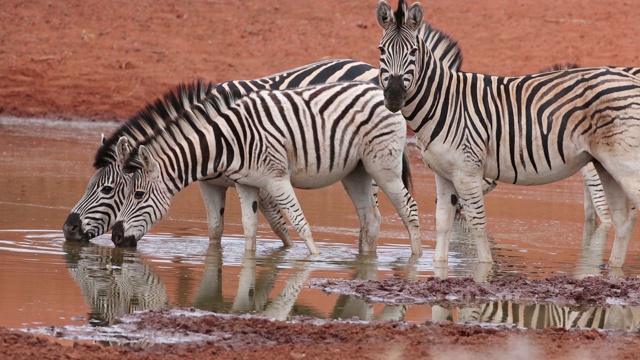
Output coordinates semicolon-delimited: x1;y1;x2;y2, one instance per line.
2;117;640;334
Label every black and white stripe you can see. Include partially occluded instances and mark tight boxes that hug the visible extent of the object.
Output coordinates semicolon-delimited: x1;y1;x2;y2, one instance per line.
456;300;630;330
111;80;422;255
376;0;640;267
62;59;379;246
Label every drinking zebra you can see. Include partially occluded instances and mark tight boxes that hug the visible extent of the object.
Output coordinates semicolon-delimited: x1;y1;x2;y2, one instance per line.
376;0;640;267
63;22;465;253
62;59;379;248
111;80;422;255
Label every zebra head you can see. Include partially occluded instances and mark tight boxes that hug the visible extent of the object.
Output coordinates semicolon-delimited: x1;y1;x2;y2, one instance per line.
62;136;132;242
112;145;172;247
376;0;424;113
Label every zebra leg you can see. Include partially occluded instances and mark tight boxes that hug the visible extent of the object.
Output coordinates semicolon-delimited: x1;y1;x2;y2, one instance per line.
581;163;612;223
263;179;320;255
258;190;293;247
341;166;381;253
197;181;227;244
594;163;638;268
454;175;493;263
235;183;261;251
433;174;458;262
368;170;422;256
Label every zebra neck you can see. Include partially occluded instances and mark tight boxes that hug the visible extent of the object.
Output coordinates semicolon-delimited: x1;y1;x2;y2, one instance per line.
402;49;460;136
152;110;237;195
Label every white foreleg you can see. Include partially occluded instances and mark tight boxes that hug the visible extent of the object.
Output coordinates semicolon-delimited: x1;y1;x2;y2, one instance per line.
433;174;458;262
235;183;260;251
197;182;227;243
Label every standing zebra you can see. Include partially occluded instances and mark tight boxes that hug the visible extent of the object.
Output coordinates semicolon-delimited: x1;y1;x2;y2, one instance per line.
111;80;422;255
376;0;640;267
62;59;380;249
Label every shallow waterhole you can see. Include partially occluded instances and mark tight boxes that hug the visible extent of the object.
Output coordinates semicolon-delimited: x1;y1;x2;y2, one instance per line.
2;117;640;342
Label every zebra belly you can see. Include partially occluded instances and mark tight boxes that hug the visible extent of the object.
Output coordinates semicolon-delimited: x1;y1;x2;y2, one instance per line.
487;152;593;185
419;139;592;186
198;175;236;187
289;165;358;189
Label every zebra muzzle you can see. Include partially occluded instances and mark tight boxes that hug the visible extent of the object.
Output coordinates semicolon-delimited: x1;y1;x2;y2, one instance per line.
62;212;88;242
111;221;138;248
383;75;406;113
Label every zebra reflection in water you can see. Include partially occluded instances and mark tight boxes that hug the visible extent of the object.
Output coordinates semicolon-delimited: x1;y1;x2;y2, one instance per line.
63;242;170;326
451;300;640;331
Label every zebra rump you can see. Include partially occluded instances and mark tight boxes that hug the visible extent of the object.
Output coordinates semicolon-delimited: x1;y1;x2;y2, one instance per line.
377;0;640;267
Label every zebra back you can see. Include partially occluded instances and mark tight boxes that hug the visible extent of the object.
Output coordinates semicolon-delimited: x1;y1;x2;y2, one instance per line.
94;59;378;169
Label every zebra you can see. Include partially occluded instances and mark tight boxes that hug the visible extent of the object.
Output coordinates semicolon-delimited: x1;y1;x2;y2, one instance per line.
61;24;477;253
375;0;640;267
110;80;422;255
459;63;640;224
468;63;614;225
62;59;381;249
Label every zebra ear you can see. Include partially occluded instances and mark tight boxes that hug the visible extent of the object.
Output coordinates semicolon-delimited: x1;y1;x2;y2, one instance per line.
376;1;395;30
138;145;161;180
406;3;424;32
115;137;131;168
101;133;106;145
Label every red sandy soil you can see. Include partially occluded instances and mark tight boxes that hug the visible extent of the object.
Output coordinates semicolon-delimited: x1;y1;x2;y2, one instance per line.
2;0;640;358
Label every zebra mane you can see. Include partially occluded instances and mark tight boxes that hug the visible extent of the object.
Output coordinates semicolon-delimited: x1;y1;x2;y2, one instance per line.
93;80;216;169
121;81;239;175
540;63;580;72
419;22;463;71
395;0;408;30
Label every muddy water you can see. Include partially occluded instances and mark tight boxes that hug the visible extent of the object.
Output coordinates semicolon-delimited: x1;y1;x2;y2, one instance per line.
2;117;640;334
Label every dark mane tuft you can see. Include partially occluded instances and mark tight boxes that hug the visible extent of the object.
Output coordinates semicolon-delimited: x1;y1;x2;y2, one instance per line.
540;63;580;72
395;0;407;29
93;80;216;169
419;23;464;71
122;147;143;174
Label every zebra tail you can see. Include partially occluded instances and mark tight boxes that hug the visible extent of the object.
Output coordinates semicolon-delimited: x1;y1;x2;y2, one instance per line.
402;145;413;194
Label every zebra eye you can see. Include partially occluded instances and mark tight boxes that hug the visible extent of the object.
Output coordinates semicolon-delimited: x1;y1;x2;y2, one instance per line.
378;46;386;56
134;191;145;200
100;186;114;194
409;47;418;57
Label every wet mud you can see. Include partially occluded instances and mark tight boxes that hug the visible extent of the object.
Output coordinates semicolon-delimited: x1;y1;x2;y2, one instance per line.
310;275;640;308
